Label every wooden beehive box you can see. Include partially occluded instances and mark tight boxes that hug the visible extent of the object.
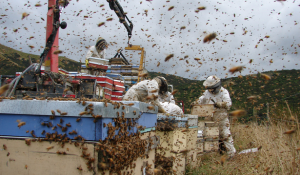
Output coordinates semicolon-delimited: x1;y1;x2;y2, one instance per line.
0;100;159;175
100;131;157;175
156;115;189;157
196;139;204;153
198;121;205;131
0;132;158;175
191;104;214;117
203;121;219;138
0;139;95;175
186;127;198;150
156;128;187;157
186;115;198;127
204;138;219;152
186;149;198;169
171;152;186;175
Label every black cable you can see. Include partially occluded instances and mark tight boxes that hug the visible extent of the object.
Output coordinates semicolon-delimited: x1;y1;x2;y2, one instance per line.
35;0;61;74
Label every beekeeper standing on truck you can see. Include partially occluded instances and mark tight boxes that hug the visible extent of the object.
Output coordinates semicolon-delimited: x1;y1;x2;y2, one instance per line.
123;76;168;113
197;75;236;157
85;37;107;61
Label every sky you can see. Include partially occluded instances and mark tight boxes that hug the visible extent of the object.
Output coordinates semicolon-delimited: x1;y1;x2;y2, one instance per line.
0;0;299;80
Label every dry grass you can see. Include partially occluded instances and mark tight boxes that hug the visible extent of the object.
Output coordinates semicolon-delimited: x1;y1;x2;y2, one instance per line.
187;120;300;175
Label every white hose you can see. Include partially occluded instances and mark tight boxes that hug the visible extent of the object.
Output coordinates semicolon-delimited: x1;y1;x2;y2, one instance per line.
6;63;37;97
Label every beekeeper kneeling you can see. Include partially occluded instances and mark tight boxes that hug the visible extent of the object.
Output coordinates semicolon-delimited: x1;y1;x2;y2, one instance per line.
123;76;168;113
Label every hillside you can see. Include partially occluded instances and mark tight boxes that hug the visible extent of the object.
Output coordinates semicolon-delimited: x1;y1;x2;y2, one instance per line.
0;44;81;75
1;44;299;121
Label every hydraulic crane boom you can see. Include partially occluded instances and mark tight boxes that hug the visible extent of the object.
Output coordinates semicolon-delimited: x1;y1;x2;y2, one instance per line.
108;0;146;82
108;0;133;41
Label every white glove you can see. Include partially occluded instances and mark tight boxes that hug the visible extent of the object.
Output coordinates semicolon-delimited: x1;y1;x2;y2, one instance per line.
158;107;167;113
215;102;227;108
191;101;197;106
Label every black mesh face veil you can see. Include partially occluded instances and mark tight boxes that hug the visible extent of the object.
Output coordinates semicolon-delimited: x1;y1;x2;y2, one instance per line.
158;77;168;95
96;38;107;52
207;81;221;94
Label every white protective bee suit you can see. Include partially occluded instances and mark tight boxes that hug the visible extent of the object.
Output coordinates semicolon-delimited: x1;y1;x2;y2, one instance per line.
85;45;106;60
85;37;107;61
160;102;183;116
122;78;167;113
197;76;236;156
158;91;175;104
159;91;183;116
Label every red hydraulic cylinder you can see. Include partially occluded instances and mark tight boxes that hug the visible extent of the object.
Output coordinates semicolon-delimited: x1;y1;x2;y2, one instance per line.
45;0;59;73
176;101;184;113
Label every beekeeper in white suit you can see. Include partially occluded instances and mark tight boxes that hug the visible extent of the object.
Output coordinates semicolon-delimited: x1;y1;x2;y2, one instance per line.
85;37;107;62
197;75;236;157
123;76;168;113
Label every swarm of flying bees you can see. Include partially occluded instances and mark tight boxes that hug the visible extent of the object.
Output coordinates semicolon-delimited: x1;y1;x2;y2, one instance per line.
0;84;9;96
229;110;247;117
203;33;217;43
229;66;244;74
106;18;113;21
21;12;30;20
1;0;300;173
168;6;174;11
165;54;174;62
261;73;271;80
53;50;63;55
97;22;105;27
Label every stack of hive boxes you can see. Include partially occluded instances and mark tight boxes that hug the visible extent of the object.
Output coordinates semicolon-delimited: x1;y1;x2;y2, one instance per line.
111;79;125;101
123;76;138;90
71;57;127;100
191;104;219;154
108;65;139;75
156;115;188;175
95;76;114;100
70;56;150;100
109;65;148;88
84;57;148;91
156;114;200;174
185;115;201;169
109;56;129;65
84;57;109;71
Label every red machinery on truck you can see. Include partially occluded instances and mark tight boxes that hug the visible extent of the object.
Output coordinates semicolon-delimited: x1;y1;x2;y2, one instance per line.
1;0;134;100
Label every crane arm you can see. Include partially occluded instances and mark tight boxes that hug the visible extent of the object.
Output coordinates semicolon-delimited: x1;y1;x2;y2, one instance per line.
108;0;133;40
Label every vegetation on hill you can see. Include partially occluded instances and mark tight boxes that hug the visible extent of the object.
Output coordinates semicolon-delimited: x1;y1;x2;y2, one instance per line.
0;44;81;75
1;43;299;122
